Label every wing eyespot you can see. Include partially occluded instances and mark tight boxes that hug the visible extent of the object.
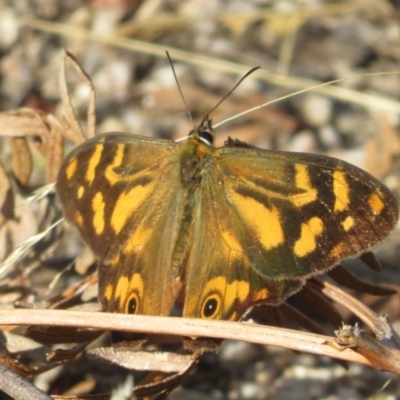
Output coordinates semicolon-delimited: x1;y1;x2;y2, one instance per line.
127;293;140;314
201;295;221;319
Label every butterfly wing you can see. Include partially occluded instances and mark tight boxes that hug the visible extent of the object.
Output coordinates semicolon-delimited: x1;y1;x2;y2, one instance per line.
56;133;186;316
183;186;303;320
184;146;398;320
216;147;398;279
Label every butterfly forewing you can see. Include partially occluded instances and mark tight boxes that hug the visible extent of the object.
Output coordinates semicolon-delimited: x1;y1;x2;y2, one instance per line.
57;133;189;316
212;147;398;280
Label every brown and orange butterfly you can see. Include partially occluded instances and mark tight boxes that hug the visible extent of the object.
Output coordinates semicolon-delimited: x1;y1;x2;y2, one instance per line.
56;106;398;322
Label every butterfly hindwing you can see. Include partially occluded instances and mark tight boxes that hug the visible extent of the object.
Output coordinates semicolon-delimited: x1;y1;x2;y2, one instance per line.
183;183;304;320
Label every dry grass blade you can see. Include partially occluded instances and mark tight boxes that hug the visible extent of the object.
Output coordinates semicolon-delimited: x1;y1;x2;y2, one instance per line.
0;218;63;277
46;272;98;309
20;184;56;206
215;71;400;128
117;4;353;39
23;19;400;116
0;308;385;368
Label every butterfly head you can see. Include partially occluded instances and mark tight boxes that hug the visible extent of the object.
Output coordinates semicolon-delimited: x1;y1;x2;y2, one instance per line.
189;115;214;147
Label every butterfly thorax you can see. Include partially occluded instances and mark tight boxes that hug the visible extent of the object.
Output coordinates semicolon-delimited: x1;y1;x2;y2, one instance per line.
170;134;216;283
179;134;213;187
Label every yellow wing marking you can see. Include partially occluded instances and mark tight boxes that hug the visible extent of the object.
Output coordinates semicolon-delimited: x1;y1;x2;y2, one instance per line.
252;288;269;301
220;228;243;252
291;164;317;207
108;253;120;267
86;144;104;184
333;171;349;212
229;190;284;250
130;274;144;297
330;242;346;259
123;273;145;312
111;181;156;234
341;216;354;231
293;217;324;257
75;211;83;227
77;185;84;199
65;158;78;180
115;276;129;309
92;191;105;235
105;144;125;185
201;277;249;320
122;223;153;253
104;284;113;302
369;192;385;216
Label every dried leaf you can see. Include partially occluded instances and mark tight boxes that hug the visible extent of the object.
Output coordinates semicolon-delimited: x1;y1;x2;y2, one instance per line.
88;347;195;373
0;108;49;138
360;251;382;272
46;341;90;362
0;330;50;360
26;325;103;345
58;50;96;143
75;247;96;276
44;128;64;184
6;137;32;186
0;159;14;223
328;265;397;296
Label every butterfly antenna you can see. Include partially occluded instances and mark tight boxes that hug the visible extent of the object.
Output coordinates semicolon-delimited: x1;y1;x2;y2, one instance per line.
166;51;195;130
204;66;260;120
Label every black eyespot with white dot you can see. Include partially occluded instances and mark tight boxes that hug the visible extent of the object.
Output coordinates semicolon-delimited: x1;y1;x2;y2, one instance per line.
201;295;221;319
127;294;139;314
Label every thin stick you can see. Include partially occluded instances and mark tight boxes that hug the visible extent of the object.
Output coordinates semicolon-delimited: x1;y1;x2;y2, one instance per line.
0;309;376;368
0;364;51;400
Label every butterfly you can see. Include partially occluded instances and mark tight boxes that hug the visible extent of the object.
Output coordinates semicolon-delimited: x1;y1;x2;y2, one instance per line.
56;113;398;322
